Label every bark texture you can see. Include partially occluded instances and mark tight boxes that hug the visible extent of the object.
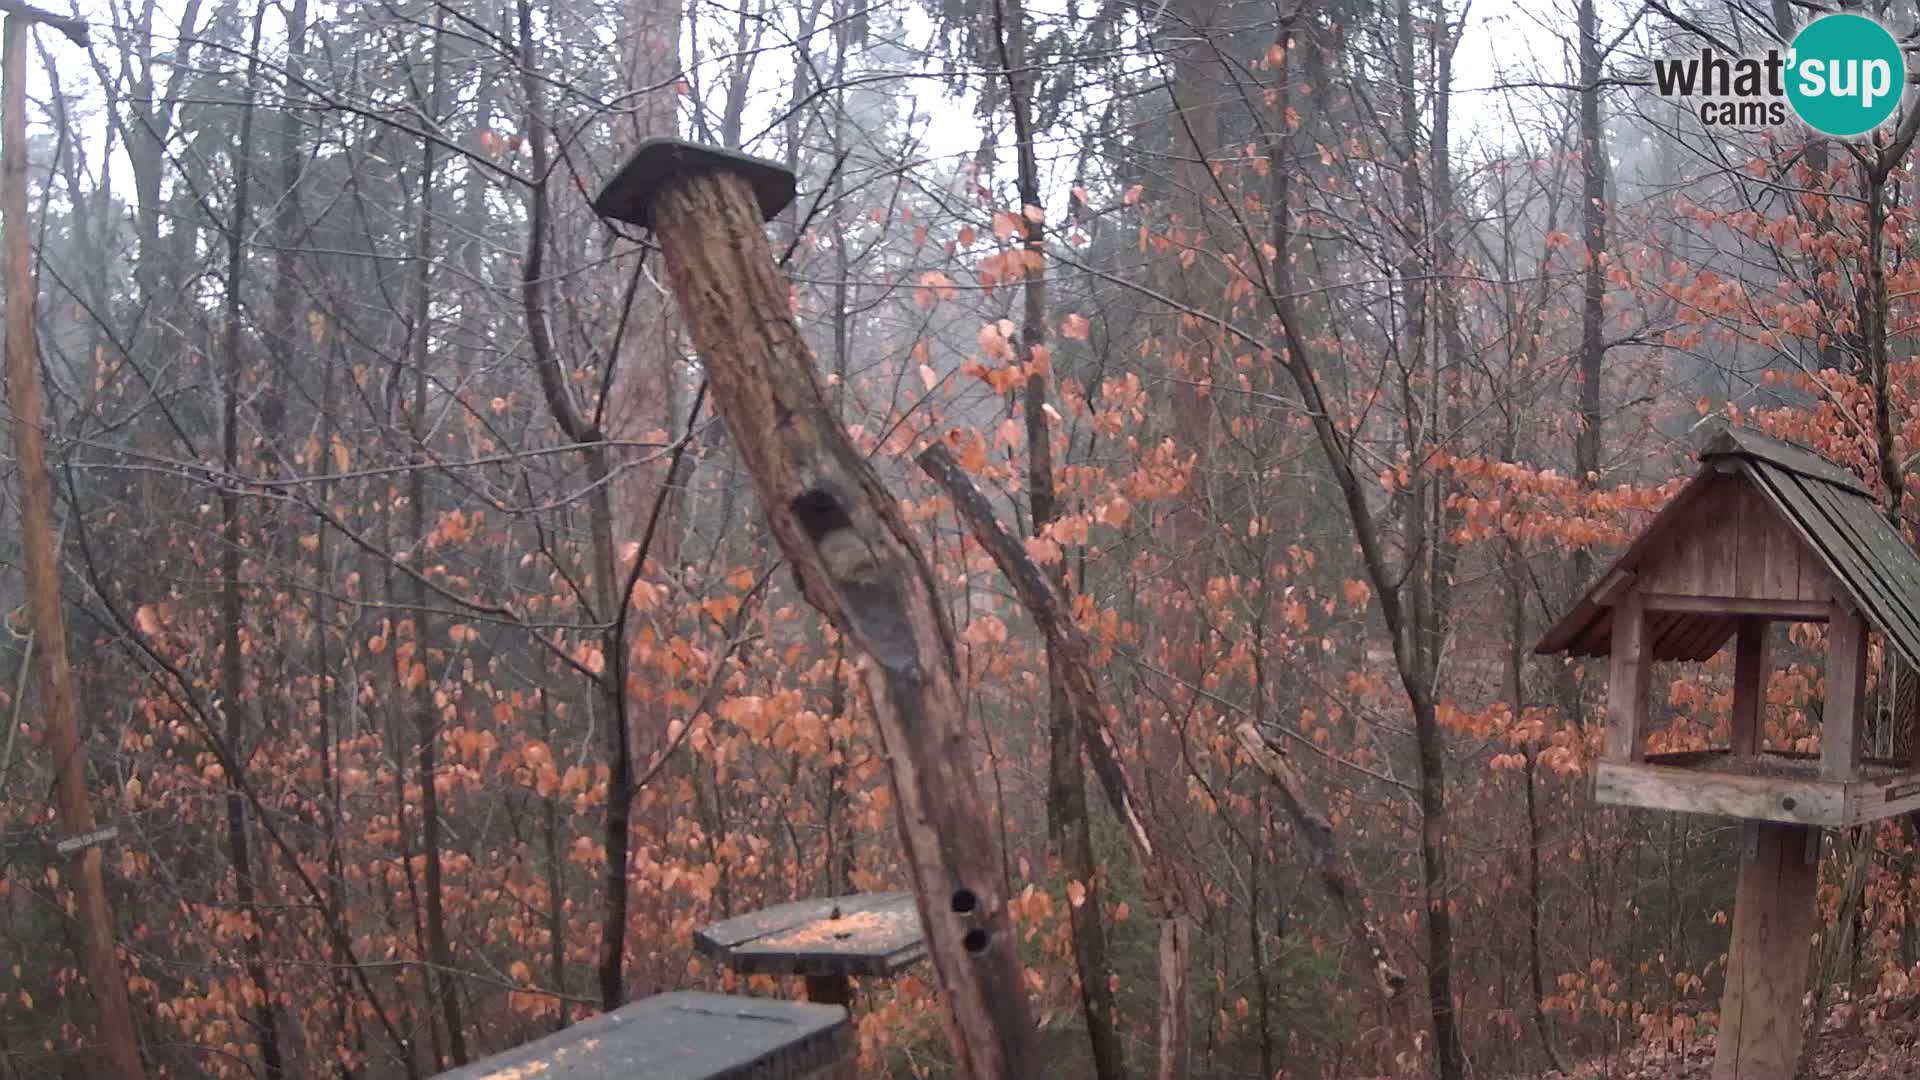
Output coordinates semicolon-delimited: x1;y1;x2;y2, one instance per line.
646;169;1039;1077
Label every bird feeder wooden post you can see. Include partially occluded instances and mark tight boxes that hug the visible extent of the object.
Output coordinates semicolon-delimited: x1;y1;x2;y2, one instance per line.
592;138;1038;1078
1539;428;1920;1080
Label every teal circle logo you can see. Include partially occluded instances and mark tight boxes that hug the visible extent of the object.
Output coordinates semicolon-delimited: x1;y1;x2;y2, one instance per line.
1786;14;1906;137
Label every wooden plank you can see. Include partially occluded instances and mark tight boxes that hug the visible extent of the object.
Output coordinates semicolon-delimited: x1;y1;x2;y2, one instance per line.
697;893;907;951
1824;600;1869;781
1731;618;1770;758
1640;480;1719;596
1734;478;1768;599
1748;468;1879;617
433;992;852;1080
1711;822;1819;1080
1819;481;1920;613
1592;568;1636;606
1606;592;1652;761
1593;760;1843;826
1843;767;1920;824
1802;479;1920;638
1639;595;1830;620
1700;479;1739;597
1635;591;1827;618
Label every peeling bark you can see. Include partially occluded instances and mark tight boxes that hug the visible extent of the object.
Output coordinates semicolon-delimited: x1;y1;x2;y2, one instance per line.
644;169;1039;1077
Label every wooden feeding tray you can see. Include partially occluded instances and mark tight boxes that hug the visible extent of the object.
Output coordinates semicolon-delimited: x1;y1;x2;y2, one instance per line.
695;892;926;1006
1596;748;1920;826
434;991;850;1079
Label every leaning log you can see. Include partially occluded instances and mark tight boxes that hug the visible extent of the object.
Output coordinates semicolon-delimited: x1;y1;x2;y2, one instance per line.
918;440;1192;1080
594;139;1037;1077
1232;723;1407;1000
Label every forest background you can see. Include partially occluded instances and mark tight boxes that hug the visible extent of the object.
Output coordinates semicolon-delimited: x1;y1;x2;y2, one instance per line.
2;0;1915;1076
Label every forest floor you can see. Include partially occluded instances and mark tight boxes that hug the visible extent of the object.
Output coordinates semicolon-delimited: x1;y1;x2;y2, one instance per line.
1538;994;1920;1078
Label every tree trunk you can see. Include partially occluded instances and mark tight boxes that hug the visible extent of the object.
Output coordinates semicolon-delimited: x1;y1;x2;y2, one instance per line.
515;0;633;1011
990;0;1125;1074
404;11;465;1065
1573;0;1608;586
216;9;283;1073
2;15;146;1078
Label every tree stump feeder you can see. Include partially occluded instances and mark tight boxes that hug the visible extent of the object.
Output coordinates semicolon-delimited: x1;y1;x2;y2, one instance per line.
592;137;1040;1075
695;892;926;1007
1538;427;1920;1080
434;992;851;1079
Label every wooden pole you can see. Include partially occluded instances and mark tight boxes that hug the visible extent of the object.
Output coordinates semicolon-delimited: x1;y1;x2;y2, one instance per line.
1823;601;1868;780
2;13;145;1078
602;141;1038;1077
1730;618;1768;759
1712;821;1818;1080
1605;591;1650;761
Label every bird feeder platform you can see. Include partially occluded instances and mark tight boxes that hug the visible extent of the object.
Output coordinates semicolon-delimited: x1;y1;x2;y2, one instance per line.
1595;747;1920;827
695;892;926;1007
1538;427;1920;1080
433;991;851;1079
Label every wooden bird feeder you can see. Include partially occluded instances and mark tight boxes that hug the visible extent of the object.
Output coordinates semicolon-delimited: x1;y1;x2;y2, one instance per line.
695;892;926;1007
1538;427;1920;1080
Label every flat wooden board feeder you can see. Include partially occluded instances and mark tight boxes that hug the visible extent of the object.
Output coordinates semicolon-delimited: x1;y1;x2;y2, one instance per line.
433;991;851;1079
1538;426;1920;1080
695;892;926;1007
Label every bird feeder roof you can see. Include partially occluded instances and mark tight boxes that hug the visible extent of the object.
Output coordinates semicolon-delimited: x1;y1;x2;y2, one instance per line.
1536;427;1920;671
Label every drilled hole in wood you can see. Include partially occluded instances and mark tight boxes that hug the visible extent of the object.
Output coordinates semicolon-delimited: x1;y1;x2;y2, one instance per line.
950;889;977;915
963;928;989;954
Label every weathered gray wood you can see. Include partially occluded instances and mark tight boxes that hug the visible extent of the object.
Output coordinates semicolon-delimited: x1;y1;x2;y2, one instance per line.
1535;469;1719;657
1593;568;1636;606
1711;822;1820;1080
1606;592;1651;761
1672;611;1735;661
1597;756;1920;826
1801;476;1920;649
1593;760;1842;825
434;992;851;1080
1731;618;1769;758
694;893;926;978
1841;767;1920;824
